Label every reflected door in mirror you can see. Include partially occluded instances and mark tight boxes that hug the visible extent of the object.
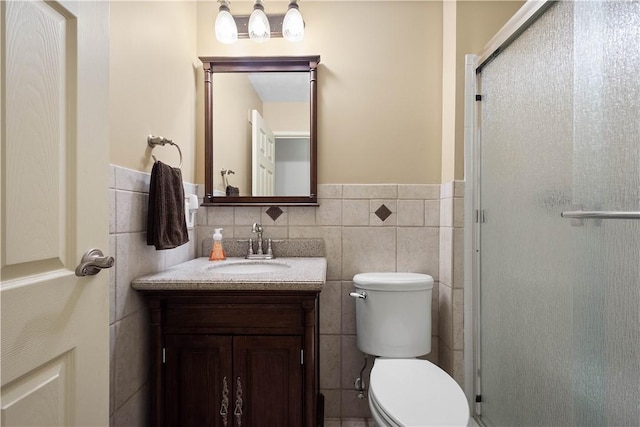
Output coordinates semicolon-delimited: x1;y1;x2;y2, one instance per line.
251;109;275;196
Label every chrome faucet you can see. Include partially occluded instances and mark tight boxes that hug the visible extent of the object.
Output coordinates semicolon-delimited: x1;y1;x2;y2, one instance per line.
252;223;264;255
245;223;274;259
252;222;263;244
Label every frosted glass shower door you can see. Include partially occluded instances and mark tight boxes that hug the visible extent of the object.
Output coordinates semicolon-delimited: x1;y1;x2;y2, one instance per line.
477;1;639;426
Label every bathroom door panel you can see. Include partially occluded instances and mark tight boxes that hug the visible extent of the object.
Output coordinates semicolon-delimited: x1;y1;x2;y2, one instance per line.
0;0;110;425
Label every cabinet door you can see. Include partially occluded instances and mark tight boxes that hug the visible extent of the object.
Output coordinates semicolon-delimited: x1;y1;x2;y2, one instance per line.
164;335;233;427
233;336;303;426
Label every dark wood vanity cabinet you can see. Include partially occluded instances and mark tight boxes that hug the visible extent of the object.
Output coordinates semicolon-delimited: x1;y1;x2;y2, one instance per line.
143;291;321;427
164;334;303;426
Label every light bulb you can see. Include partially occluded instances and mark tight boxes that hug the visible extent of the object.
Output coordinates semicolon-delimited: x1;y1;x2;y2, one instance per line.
283;2;304;42
249;0;270;42
215;1;237;44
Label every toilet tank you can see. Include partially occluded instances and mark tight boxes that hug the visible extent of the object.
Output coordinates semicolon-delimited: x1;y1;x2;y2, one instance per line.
352;272;433;358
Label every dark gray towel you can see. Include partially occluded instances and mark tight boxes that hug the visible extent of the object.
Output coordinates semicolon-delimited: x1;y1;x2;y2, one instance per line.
147;161;189;250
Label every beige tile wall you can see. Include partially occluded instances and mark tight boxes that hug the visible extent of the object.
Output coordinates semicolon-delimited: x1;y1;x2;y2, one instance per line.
438;181;466;385
108;175;464;424
109;165;197;426
197;183;465;421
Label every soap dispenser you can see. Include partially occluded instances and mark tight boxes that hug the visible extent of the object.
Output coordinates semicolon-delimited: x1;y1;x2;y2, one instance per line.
209;228;226;261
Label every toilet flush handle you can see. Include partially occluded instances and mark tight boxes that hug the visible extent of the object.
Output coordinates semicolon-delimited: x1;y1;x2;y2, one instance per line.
349;291;367;299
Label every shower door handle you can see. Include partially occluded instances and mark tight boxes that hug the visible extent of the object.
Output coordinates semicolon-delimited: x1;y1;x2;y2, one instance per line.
561;210;640;220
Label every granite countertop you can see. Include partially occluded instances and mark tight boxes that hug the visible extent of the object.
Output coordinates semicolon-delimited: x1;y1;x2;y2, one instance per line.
131;257;327;291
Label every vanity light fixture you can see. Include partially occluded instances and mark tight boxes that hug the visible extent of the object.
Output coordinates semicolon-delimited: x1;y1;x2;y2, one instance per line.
283;0;305;42
214;0;305;44
215;0;238;44
248;0;270;42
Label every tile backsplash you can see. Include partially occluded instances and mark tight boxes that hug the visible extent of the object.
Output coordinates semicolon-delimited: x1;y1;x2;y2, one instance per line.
108;171;465;424
197;183;465;420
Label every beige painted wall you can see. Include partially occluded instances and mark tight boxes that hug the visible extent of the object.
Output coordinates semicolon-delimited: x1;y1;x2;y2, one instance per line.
441;0;458;185
441;0;525;182
196;1;444;185
109;1;198;183
109;1;523;186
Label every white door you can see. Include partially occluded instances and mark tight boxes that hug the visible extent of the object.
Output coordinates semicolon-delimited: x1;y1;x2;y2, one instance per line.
1;1;110;425
251;109;276;196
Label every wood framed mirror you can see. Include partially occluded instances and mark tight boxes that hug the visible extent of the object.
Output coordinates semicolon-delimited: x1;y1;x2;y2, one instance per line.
200;56;320;206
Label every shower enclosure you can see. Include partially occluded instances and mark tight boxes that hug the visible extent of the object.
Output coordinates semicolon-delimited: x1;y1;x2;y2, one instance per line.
468;1;639;425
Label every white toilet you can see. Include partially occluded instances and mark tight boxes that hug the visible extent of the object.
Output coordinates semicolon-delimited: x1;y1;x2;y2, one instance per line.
351;272;469;427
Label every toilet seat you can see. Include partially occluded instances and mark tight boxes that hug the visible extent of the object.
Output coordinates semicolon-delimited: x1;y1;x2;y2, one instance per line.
368;359;469;427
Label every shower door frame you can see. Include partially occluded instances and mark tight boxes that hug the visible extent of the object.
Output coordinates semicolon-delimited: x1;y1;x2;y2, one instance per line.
463;0;557;422
465;0;640;425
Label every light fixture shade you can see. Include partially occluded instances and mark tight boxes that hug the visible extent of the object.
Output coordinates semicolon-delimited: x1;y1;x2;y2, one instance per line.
215;9;238;44
249;0;270;42
283;3;304;42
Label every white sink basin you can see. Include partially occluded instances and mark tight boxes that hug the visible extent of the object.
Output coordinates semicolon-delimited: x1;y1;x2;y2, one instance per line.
208;261;291;275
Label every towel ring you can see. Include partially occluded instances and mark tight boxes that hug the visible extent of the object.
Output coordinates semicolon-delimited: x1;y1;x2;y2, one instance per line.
147;135;183;168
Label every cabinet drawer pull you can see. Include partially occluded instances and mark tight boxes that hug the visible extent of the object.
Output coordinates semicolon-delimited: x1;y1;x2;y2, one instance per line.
220;376;229;426
234;377;244;426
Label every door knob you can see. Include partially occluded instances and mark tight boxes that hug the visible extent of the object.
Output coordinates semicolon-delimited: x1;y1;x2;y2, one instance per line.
75;248;115;277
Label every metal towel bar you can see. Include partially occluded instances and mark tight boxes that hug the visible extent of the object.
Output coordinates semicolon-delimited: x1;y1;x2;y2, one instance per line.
148;135;183;168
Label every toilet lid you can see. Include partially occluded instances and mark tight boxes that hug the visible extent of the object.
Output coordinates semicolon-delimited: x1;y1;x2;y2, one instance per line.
369;359;469;427
353;272;433;291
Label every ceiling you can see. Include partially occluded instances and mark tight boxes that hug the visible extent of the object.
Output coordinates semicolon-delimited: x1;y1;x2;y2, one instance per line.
247;72;309;103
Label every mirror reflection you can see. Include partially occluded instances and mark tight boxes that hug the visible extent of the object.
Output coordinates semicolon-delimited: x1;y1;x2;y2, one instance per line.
213;72;310;197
